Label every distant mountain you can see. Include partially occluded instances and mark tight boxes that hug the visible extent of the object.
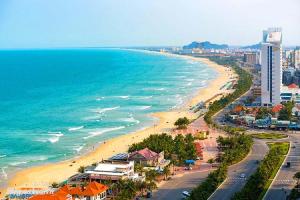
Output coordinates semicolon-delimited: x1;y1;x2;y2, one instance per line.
183;41;229;49
241;43;262;49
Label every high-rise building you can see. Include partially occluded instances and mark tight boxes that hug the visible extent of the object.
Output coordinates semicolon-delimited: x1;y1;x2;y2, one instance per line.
295;47;300;69
243;52;258;65
282;70;293;86
261;28;283;106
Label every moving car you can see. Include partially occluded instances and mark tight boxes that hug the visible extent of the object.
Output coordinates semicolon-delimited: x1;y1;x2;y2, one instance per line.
240;173;246;178
181;191;190;199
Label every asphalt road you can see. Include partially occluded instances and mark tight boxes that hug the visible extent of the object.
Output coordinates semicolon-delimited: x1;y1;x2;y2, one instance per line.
209;139;268;200
264;133;300;200
151;164;213;200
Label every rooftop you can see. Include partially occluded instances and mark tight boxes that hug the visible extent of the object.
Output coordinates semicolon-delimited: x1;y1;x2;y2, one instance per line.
129;148;159;160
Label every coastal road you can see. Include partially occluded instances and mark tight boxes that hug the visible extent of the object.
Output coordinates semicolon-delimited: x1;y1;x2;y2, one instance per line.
209;139;268;200
151;164;213;200
264;133;300;200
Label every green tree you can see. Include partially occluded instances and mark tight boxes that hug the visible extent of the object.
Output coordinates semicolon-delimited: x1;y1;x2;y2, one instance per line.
184;134;197;160
174;117;190;129
256;107;272;120
115;179;137;200
294;172;300;191
145;169;158;183
174;134;187;164
51;182;59;188
77;166;85;173
278;101;294;120
163;166;171;180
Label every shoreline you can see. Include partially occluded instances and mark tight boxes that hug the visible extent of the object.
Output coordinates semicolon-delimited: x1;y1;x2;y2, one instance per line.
0;53;234;197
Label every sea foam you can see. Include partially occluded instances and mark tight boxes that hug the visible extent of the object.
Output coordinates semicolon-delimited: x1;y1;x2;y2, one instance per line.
68;126;84;131
84;126;125;139
92;106;120;114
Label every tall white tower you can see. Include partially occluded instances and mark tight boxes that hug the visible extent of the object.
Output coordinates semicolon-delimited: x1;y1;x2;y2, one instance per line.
261;28;283;106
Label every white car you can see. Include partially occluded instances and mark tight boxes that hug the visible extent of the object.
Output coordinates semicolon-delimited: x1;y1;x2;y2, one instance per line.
240;173;246;178
181;191;190;199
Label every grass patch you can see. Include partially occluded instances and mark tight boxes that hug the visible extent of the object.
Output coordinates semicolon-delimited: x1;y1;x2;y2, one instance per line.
251;132;287;140
267;142;290;154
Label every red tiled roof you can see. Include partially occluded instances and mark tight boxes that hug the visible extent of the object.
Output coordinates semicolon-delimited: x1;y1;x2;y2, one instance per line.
272;104;284;113
82;182;108;196
29;182;108;200
130;148;158;160
288;83;298;89
29;193;69;200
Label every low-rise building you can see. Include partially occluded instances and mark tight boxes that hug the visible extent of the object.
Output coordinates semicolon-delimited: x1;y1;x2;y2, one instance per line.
84;160;138;182
129;148;170;171
29;182;108;200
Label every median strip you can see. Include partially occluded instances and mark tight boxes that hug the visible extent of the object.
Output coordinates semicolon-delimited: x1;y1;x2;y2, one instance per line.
231;142;290;200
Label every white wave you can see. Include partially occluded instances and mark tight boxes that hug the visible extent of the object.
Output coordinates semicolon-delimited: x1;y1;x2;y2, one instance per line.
116;96;130;99
92;106;120;114
0;155;7;158
48;131;63;136
83;115;103;121
68;126;84;131
48;132;64;143
186;82;193;86
48;137;60;143
120;117;140;124
144;88;166;91
1;168;7;179
9;155;49;167
84;126;125;140
96;97;104;101
36;132;64;143
185;78;195;81
200;80;208;85
138;96;153;100
135;106;152;110
9;161;28;166
34;155;49;161
74;145;84;153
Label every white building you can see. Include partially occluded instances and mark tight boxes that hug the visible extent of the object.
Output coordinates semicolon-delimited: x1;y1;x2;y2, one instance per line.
261;28;283;106
295;48;300;69
84;160;142;181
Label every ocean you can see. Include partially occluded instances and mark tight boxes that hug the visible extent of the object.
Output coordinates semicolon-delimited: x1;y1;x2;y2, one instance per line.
0;48;216;181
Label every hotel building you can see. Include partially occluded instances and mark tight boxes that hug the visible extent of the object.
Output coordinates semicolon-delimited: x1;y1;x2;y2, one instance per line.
261;28;283;106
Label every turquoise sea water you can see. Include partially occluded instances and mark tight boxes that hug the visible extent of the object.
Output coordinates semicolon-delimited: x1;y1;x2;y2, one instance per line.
0;48;216;181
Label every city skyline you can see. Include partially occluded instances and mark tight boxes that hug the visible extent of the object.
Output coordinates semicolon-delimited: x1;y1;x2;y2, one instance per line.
0;0;299;48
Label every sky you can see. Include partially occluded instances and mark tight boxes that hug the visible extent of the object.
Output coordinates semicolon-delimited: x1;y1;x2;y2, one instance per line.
0;0;299;48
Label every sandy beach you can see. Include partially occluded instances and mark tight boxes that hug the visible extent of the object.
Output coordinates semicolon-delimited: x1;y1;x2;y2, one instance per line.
0;54;235;197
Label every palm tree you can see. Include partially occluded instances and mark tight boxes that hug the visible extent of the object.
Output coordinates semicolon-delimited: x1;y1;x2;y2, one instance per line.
163;166;171;180
134;163;144;175
145;169;158;183
146;181;157;191
294;172;300;191
77;165;85;173
135;181;147;196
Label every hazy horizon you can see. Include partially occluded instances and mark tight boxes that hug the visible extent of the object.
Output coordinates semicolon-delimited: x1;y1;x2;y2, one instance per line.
0;0;299;48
